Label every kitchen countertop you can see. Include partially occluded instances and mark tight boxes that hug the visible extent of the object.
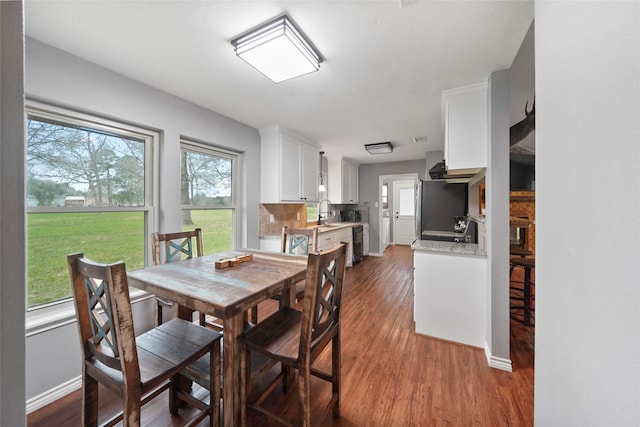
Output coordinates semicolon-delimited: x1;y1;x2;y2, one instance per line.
315;222;362;232
412;239;486;257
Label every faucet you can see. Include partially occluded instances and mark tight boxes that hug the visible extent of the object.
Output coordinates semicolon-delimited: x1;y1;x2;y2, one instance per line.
317;199;330;225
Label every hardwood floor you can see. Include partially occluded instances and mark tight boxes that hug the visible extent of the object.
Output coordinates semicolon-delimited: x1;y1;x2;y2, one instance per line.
28;245;534;426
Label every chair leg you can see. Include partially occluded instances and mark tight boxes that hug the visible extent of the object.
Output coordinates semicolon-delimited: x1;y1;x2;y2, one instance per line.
122;388;142;427
169;374;181;416
332;332;341;419
298;365;312;427
211;341;221;427
82;373;99;427
156;299;163;326
199;312;206;326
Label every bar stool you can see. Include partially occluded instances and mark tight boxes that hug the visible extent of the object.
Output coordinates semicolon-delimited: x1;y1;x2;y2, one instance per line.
510;257;535;326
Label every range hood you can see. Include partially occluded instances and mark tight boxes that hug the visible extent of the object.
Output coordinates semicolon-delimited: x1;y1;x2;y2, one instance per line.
428;161;483;183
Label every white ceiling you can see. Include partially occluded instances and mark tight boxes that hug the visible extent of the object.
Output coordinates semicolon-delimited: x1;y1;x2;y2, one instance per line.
24;0;533;165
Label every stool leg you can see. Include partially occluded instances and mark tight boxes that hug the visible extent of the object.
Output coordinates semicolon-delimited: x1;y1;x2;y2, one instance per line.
523;267;532;325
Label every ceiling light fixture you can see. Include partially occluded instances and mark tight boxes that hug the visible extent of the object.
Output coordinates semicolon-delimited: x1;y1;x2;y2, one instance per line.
365;142;394;154
231;14;323;83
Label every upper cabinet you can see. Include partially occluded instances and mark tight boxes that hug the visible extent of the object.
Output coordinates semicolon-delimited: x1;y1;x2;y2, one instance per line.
260;126;319;203
442;82;488;175
327;157;359;204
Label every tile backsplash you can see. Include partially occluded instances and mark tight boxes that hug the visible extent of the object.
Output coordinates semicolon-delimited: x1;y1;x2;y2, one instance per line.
260;202;370;237
259;203;308;237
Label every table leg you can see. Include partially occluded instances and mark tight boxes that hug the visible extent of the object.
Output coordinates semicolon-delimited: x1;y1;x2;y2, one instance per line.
223;312;244;427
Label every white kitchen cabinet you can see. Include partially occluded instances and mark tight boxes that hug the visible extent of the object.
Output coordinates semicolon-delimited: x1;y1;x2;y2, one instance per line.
362;223;369;256
260;126;319;203
327;158;359;204
442;82;488;174
413;249;486;348
317;226;353;267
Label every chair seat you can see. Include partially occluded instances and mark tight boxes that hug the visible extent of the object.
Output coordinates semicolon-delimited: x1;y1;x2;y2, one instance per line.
241;307;303;364
136;319;221;388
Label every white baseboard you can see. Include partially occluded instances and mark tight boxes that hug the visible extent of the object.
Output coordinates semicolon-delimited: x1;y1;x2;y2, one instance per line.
27;376;81;414
367;252;384;257
485;344;513;372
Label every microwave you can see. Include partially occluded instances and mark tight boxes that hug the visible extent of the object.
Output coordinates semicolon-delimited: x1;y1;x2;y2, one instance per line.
339;210;361;222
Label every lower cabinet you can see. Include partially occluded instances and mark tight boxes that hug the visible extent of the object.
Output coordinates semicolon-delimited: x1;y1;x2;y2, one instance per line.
317;227;353;267
413;250;487;348
363;223;370;256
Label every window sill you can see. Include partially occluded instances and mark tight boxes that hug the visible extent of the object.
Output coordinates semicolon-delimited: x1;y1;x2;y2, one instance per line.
26;289;152;337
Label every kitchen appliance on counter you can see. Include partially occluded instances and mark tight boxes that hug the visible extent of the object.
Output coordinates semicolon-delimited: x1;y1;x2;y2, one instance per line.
416;180;476;243
339;209;361;222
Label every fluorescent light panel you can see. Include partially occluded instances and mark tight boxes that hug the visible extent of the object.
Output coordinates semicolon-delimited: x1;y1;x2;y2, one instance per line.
232;15;322;83
365;142;394;154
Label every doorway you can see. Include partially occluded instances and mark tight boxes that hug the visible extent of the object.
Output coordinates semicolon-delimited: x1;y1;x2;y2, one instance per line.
378;173;418;252
393;180;416;245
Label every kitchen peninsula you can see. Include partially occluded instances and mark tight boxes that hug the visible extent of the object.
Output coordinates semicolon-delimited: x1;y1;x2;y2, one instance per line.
412;238;487;348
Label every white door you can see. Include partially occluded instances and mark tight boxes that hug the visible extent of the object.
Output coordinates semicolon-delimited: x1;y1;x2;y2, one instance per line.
393;180;416;245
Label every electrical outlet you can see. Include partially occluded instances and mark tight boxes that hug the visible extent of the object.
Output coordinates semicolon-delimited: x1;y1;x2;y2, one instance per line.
269;214;274;222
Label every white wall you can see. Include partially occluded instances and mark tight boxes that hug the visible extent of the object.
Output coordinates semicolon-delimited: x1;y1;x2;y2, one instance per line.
24;37;262;404
0;1;26;425
535;2;640;425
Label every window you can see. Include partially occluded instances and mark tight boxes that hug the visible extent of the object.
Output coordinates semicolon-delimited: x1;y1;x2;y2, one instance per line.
26;104;155;309
181;140;238;252
382;183;389;209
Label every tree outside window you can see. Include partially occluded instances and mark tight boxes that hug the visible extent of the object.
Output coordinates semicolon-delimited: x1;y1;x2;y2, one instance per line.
181;142;237;253
26;111;152;308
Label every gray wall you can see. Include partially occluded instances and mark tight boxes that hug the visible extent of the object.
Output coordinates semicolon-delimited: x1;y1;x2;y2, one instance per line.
0;1;26;425
486;70;511;366
24;37;262;404
359;160;426;253
535;3;640;425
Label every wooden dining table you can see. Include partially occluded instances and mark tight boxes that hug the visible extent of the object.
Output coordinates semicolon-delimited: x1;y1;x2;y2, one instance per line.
127;249;308;427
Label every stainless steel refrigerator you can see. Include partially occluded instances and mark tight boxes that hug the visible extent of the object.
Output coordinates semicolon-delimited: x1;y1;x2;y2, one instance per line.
416;180;475;242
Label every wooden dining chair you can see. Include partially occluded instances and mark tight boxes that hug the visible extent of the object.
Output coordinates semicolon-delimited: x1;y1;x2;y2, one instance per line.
239;242;347;427
253;226;318;324
278;226;318;301
67;252;222;427
152;228;206;326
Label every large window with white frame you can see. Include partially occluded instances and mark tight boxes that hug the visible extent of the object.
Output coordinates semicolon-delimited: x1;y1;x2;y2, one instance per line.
180;139;238;253
26;104;156;309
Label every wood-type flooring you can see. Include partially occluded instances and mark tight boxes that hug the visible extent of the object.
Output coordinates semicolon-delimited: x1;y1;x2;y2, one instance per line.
28;245;534;426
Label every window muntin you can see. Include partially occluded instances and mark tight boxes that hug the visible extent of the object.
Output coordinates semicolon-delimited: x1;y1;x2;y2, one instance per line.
26;105;155;309
181;141;238;253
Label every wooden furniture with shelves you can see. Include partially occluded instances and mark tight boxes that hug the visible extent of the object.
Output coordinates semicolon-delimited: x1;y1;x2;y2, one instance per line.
260;126;319;203
510;191;535;255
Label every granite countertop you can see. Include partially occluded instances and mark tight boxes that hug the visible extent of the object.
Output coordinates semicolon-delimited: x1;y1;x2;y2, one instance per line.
315;222;361;233
412;239;486;257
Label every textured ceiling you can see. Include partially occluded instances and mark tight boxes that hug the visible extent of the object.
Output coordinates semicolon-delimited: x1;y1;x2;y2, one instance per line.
25;0;533;164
